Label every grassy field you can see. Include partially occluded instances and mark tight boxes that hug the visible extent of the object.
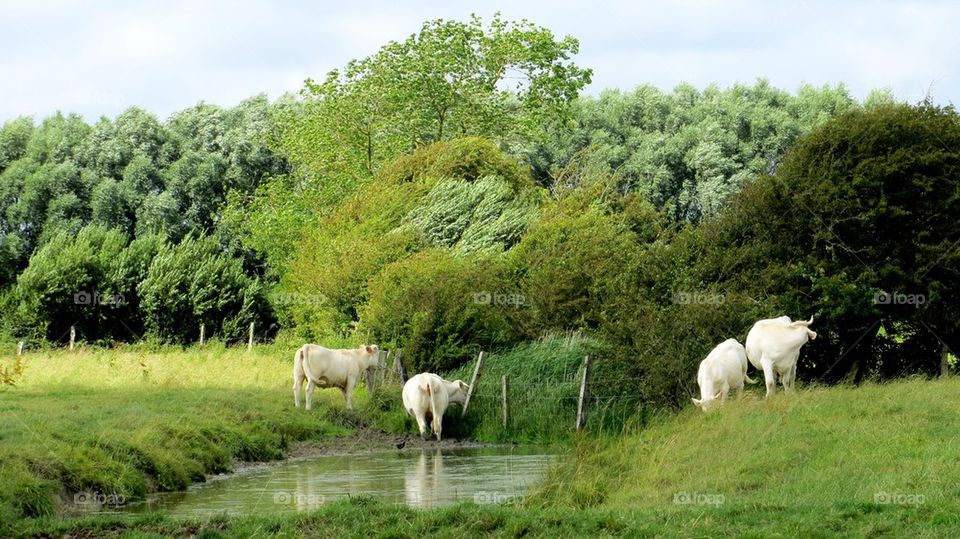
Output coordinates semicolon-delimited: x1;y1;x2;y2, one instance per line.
0;339;413;526
4;343;960;537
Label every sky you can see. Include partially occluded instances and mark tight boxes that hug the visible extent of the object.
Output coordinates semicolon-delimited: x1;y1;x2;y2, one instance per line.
0;0;957;123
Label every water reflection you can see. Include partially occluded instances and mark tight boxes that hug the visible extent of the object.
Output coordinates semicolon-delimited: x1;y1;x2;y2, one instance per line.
106;446;554;518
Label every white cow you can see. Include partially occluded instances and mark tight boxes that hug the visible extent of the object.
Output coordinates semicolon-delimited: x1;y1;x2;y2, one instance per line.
692;338;755;412
293;344;383;410
745;316;817;398
402;373;469;441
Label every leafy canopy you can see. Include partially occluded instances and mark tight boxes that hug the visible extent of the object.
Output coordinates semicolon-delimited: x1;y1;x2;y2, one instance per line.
280;14;591;179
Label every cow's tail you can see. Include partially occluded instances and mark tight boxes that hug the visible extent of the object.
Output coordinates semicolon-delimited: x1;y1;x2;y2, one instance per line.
790;316;814;328
300;347;317;383
744;373;758;384
425;378;440;427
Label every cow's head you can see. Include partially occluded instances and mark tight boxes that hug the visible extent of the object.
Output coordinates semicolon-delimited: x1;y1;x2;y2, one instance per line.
691;391;722;412
447;380;470;404
360;344;381;367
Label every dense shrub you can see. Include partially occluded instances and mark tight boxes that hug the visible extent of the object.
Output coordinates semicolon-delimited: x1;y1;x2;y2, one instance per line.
139;235;275;343
8;226;127;342
360;248;519;373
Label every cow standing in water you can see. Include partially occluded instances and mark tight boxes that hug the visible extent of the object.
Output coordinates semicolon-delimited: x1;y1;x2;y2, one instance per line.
745;316;817;398
402;373;469;441
293;344;383;410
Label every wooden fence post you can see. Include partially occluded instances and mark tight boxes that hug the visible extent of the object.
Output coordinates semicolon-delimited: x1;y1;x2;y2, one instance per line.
17;341;23;357
395;349;408;384
199;324;205;346
501;375;509;429
365;367;375;395
248;322;255;351
462;351;484;416
69;326;76;351
575;355;592;432
380;350;392;385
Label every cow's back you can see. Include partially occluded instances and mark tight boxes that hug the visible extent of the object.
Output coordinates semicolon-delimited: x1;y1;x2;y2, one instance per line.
705;338;747;385
302;344;355;385
746;318;810;367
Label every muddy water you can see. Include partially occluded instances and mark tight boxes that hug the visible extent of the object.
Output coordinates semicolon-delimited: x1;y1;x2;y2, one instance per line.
107;446;557;518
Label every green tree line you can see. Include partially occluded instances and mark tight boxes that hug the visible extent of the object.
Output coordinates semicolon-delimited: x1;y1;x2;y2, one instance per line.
3;15;955;414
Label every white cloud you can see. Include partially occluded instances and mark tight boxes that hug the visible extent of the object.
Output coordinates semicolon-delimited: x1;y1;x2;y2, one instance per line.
0;0;956;123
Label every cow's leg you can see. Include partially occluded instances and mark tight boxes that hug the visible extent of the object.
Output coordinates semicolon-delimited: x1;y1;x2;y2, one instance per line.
761;358;776;398
785;362;797;391
344;378;356;410
294;376;302;408
293;353;304;408
416;412;430;441
432;413;442;442
736;382;745;399
305;379;316;410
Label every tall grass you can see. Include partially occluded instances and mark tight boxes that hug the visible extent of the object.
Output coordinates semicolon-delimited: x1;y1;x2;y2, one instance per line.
443;332;635;442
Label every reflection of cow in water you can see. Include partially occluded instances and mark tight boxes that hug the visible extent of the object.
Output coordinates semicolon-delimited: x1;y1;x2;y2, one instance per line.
405;448;444;507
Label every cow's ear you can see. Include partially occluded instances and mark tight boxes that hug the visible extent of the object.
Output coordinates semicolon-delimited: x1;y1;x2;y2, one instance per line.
364;345;373;353
459;381;468;391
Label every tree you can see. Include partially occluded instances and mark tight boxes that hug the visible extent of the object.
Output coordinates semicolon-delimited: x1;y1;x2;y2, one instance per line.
139;235;274;343
282;14;591;182
9;226;127;342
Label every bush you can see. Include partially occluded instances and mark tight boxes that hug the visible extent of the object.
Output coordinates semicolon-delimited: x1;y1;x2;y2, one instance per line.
379;137;530;188
9;226;127;343
361;248;518;373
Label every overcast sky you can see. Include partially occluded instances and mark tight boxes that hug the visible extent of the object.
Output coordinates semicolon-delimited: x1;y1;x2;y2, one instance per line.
1;0;956;123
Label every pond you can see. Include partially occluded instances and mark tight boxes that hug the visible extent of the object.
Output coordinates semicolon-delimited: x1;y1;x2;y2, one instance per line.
91;445;558;518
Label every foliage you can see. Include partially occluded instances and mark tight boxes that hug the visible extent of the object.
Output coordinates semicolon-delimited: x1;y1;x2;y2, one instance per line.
280;14;590;180
139;235;275;343
529;81;860;221
283;138;536;340
361;248;518;373
8;226;128;343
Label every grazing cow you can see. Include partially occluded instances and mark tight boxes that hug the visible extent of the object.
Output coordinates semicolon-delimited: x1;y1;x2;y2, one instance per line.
402;373;469;441
692;338;755;412
293;344;383;410
745;316;817;398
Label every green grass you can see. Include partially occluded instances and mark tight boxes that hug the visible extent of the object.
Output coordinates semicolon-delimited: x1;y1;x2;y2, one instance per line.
529;377;960;535
0;340;396;525
445;332;634;443
5;343;960;537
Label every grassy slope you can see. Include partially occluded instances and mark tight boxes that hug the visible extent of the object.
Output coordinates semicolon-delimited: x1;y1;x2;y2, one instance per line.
531;377;960;535
0;341;378;524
